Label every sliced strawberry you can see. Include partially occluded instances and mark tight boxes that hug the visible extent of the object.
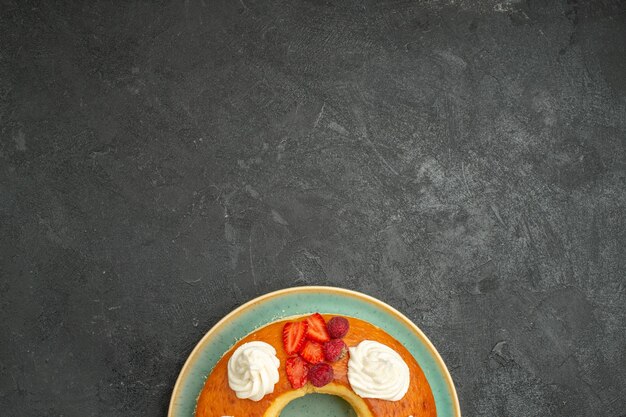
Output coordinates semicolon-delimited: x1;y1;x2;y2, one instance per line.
286;356;309;389
300;340;324;364
305;313;330;343
283;321;308;355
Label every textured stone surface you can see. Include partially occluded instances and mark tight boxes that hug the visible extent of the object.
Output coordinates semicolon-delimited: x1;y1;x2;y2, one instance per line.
1;1;625;416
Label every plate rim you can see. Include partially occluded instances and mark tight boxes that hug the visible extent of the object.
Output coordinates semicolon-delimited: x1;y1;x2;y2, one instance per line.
167;285;461;417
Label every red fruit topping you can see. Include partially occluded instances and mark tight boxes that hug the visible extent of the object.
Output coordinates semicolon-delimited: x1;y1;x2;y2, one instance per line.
309;362;334;387
285;356;309;389
327;316;350;339
305;313;330;343
323;339;347;362
282;321;308;355
300;340;324;364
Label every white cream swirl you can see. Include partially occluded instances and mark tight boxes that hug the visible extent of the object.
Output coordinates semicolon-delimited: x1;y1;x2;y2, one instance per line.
227;341;280;401
347;340;410;401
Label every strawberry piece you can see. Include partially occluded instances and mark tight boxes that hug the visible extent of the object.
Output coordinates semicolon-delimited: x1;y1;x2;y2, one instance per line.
309;363;334;387
323;338;347;362
327;316;350;339
299;340;324;364
282;321;308;355
286;356;309;389
305;313;330;343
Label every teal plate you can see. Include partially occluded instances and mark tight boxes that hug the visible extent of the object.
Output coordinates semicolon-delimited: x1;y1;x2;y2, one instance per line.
168;286;461;417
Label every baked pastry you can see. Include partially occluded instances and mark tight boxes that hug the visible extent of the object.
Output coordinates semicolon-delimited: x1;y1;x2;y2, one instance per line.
195;313;436;416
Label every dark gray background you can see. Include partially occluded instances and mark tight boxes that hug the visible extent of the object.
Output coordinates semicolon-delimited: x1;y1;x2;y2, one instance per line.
1;0;625;416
